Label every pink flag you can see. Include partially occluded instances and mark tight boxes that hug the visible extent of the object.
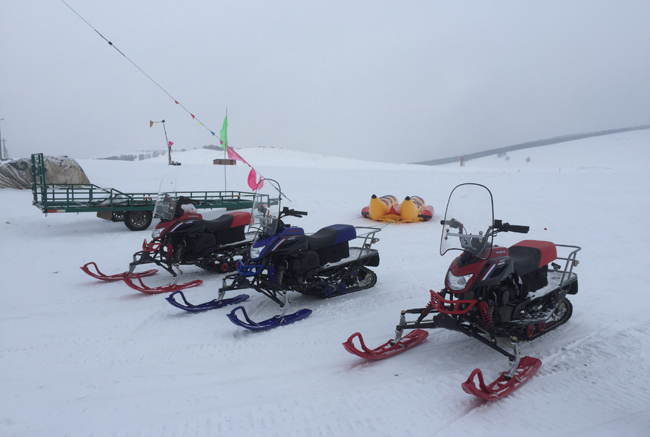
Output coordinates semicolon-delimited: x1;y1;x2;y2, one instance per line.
247;168;264;191
227;146;249;166
168;141;174;146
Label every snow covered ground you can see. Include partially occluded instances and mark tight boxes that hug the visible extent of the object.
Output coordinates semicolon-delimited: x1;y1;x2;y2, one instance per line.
1;129;649;436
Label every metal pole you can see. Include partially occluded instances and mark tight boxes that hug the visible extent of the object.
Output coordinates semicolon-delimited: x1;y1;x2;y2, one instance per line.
224;108;228;191
161;120;172;165
223;141;227;191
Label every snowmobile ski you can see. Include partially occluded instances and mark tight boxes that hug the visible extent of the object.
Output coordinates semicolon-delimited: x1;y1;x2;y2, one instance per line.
342;330;429;360
461;356;542;401
80;262;158;282
122;274;203;294
226;305;312;331
165;290;250;312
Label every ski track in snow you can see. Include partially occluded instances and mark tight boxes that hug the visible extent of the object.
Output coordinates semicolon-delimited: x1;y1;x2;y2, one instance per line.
1;130;650;436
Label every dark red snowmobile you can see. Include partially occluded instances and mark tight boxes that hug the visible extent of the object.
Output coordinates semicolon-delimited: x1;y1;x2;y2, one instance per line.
343;183;580;401
81;192;252;294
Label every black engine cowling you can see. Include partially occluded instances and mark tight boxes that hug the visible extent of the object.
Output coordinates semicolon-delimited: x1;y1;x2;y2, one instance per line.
184;233;217;256
289;251;320;276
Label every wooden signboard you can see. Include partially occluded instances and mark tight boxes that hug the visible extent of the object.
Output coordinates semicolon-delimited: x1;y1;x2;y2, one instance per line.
213;159;237;165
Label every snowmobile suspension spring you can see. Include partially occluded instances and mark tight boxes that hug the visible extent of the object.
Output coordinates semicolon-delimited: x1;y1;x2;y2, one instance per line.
479;301;493;327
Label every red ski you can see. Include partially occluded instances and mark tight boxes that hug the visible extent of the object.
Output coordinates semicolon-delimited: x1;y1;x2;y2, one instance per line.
343;330;429;360
461;356;542;401
122;274;203;294
81;262;157;282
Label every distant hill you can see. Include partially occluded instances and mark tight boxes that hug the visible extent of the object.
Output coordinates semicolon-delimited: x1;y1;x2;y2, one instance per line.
97;145;221;162
414;125;650;166
98;150;167;162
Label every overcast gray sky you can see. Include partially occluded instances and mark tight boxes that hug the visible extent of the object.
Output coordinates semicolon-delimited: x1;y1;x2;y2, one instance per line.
1;0;649;163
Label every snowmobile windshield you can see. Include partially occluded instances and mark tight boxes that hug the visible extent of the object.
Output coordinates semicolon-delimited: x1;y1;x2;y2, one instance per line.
440;183;494;259
249;178;282;238
153;175;177;221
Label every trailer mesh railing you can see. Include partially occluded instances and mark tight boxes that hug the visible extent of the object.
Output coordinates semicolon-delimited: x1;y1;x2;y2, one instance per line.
30;153;260;215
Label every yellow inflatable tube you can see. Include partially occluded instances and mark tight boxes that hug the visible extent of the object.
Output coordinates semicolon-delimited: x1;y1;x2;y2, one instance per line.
399;196;426;221
362;195;434;223
368;195;400;221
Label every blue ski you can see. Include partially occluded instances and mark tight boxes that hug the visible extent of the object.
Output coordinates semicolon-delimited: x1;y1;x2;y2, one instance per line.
165;290;249;312
226;306;312;330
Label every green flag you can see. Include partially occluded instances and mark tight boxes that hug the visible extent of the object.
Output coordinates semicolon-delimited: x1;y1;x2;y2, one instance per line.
219;116;228;151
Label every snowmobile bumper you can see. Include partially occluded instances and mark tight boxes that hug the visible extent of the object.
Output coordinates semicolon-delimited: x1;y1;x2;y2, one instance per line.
129;249;178;277
236;260;265;276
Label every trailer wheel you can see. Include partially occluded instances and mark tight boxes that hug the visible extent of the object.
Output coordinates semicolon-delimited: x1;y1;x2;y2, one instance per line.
124;211;153;231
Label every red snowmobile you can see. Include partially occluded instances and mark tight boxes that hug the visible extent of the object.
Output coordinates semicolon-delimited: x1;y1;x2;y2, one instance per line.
81;183;253;294
343;183;580;401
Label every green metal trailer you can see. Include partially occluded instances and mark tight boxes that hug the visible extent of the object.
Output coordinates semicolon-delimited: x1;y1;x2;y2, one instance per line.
30;153;259;231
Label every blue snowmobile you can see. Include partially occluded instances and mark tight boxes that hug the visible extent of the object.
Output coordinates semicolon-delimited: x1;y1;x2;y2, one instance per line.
166;178;381;330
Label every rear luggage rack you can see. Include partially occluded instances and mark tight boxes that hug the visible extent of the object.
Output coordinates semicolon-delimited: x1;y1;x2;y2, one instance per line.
553;244;581;287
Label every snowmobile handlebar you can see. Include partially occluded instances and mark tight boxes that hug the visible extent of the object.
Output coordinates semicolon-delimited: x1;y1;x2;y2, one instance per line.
281;207;308;218
494;220;529;234
440;219;463;229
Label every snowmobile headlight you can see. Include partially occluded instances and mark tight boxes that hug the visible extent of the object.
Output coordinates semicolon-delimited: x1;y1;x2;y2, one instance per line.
447;271;473;291
249;244;265;260
152;228;162;239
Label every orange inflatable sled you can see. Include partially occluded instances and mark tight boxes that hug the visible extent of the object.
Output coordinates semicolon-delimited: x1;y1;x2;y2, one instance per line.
361;194;434;223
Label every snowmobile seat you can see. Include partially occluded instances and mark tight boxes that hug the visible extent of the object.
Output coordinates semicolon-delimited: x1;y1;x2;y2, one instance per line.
307;225;356;251
189;212;248;245
203;211;250;233
508;240;557;276
203;214;236;233
509;240;557;294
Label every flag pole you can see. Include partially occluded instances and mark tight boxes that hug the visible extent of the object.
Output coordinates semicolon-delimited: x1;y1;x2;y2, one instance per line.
224;108;228;191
